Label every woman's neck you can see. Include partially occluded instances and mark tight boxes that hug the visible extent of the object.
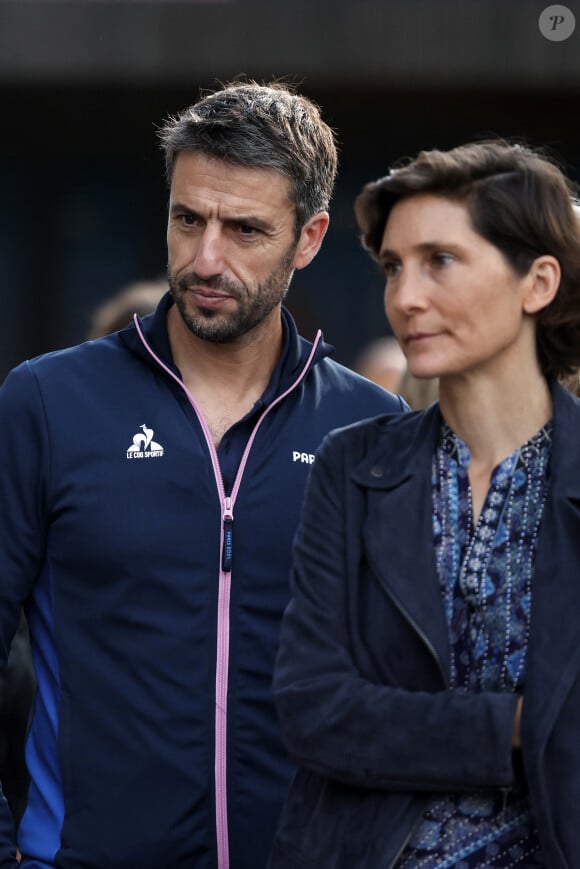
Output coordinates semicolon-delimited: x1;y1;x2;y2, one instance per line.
438;367;552;469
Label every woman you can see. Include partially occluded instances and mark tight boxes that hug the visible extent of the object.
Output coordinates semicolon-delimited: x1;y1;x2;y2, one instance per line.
270;141;580;868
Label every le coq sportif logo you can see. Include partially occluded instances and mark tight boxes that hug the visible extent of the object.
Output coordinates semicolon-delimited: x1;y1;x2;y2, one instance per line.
126;424;164;459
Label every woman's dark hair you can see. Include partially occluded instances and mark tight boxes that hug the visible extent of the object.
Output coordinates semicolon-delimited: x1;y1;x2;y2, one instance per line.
355;141;580;379
159;80;338;237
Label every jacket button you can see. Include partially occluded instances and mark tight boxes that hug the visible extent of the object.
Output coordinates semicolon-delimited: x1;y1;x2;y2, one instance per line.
370;464;384;478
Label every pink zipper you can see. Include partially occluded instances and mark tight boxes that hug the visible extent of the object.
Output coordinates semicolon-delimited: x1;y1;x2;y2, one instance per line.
134;315;321;867
215;496;233;868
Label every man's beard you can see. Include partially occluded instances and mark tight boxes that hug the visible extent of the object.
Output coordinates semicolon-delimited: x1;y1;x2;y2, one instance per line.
168;246;296;344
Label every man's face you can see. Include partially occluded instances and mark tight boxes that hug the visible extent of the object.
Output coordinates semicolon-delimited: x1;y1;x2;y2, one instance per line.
167;152;300;343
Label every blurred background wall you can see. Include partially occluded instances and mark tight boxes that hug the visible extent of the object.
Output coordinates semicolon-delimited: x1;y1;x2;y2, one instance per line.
1;0;579;379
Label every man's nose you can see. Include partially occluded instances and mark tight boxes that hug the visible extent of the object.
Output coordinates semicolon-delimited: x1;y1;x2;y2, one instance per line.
192;225;225;278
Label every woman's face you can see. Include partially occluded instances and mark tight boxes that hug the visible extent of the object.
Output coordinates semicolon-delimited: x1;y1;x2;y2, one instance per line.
380;193;536;382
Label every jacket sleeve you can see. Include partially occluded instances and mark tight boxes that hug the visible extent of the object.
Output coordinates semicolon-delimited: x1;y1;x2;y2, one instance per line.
0;362;49;864
273;430;518;793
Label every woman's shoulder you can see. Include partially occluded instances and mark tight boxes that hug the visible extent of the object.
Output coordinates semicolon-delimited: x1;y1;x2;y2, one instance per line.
320;404;439;462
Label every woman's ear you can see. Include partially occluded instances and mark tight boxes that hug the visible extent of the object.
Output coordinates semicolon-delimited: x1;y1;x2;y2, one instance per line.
293;212;330;270
523;255;561;314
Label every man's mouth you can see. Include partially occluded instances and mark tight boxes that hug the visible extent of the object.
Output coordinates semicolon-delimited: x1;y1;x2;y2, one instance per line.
186;287;234;306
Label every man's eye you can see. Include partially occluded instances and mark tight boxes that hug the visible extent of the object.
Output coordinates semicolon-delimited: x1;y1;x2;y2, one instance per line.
238;224;257;236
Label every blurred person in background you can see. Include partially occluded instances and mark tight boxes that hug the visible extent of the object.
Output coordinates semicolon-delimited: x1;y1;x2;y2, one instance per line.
0;80;406;869
271;141;580;867
354;336;438;409
353;335;407;393
87;278;167;339
398;364;439;410
353;335;439;410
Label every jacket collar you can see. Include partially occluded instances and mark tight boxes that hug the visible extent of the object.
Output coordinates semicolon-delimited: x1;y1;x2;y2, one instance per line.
348;383;580;690
351;404;441;492
547;379;580;496
118;291;335;395
351;404;450;682
350;381;580;495
526;382;580;740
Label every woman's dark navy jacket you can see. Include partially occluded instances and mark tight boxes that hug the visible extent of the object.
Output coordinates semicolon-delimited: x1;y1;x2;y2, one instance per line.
0;297;405;869
271;383;580;869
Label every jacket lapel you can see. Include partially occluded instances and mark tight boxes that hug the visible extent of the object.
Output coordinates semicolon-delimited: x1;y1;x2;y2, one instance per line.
352;407;451;684
526;384;580;739
348;386;580;710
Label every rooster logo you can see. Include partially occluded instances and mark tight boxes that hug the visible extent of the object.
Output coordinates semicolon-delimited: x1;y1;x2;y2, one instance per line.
127;425;164;458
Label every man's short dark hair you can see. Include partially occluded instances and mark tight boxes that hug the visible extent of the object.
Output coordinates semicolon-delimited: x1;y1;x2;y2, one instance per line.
355;140;580;380
159;81;338;235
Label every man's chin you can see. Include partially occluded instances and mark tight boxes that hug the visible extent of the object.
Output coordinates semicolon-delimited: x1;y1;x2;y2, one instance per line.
182;313;243;344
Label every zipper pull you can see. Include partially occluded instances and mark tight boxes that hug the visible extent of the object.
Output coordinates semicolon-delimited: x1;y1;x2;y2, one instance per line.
222;499;234;572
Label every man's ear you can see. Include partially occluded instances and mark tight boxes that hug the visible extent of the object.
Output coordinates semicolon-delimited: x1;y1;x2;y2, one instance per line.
523;255;561;314
293;212;330;270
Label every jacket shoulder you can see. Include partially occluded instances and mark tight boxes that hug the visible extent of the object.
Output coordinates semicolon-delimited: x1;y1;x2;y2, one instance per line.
17;335;132;398
313;357;409;414
317;405;435;468
26;334;123;374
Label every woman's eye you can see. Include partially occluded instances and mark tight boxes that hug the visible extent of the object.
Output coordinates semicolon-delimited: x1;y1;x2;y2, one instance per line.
382;261;401;279
432;252;454;267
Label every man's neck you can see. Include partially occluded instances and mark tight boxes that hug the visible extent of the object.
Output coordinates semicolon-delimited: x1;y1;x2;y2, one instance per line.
166;305;284;446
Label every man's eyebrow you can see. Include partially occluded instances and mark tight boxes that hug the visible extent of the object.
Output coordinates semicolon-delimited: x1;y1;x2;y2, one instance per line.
169;202;273;232
225;214;274;232
169;201;198;217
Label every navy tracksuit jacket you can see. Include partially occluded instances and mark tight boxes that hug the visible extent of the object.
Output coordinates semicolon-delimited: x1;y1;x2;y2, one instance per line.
0;297;406;868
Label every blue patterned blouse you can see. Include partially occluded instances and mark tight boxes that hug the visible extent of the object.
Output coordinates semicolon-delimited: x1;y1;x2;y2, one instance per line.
395;420;552;868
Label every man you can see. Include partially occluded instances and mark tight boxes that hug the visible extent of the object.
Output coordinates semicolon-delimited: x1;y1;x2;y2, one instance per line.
0;81;406;868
